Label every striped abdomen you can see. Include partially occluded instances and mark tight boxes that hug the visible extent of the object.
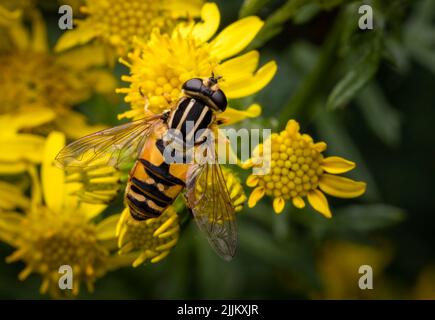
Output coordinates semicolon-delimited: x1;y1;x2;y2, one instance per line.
126;136;189;220
126;97;214;220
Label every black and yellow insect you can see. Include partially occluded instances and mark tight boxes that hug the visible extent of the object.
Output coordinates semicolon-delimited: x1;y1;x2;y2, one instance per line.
56;76;237;260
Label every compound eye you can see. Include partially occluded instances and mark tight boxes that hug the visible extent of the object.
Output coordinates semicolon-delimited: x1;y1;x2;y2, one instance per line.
182;78;203;93
211;89;227;111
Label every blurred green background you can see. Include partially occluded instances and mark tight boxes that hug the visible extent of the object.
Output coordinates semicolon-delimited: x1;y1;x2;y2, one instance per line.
0;0;434;299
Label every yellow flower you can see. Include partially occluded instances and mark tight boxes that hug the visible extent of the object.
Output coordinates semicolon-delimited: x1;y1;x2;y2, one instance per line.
116;207;179;267
55;0;204;58
245;119;366;217
314;241;392;299
116;3;277;121
219;167;247;213
413;265;435;300
0;109;52;175
115;166;245;267
0;8;116;138
0;132;131;297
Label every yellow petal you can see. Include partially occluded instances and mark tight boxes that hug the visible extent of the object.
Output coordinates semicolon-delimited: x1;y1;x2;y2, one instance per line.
246;175;259;187
0;7;20;27
54;21;99;52
313;142;327;152
319;174;367;199
0;162;28;175
86;70;118;95
273;197;285;214
3;107;55;134
56;43;108;70
222;61;277;99
79;202;107;221
216;50;259;78
54;110;107;139
321;156;356;174
292;196;305;209
192;3;220;42
286;119;300;135
0;135;45;163
0;182;29;211
217;104;262;126
210;16;264;60
307;189;332;218
42;132;66;213
248;187;265;208
8;20;29;50
96;214;120;240
162;0;203;18
30;10;48;53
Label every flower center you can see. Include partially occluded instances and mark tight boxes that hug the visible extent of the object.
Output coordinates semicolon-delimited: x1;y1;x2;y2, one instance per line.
257;128;324;199
89;0;166;52
18;213;107;278
0;52;81;114
125;215;173;249
119;31;218;118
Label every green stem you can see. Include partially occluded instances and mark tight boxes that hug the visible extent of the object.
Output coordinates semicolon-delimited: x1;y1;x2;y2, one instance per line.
179;207;193;231
278;10;344;128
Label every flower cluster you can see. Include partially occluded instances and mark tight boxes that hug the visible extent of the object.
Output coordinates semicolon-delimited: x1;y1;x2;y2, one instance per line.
0;132;132;297
0;0;371;300
245;119;366;217
0;7;115;139
56;0;204;58
116;3;277;120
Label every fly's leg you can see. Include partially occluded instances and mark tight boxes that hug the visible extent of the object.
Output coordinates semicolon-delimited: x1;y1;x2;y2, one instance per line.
139;87;150;113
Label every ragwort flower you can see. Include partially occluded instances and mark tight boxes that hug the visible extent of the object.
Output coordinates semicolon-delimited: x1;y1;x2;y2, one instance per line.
116;206;180;267
0;109;52;175
0;132;131;297
117;3;277;121
115;166;246;267
55;0;204;58
245;119;366;217
0;8;116;138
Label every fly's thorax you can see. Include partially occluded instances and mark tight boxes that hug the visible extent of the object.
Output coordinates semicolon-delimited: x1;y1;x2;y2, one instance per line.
167;97;214;145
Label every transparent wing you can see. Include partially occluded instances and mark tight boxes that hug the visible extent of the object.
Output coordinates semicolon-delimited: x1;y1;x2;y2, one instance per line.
56;115;163;169
56;115;164;204
186;153;237;261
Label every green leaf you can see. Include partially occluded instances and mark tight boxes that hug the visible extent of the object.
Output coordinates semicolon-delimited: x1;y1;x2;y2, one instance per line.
238;222;321;288
356;82;402;147
326;35;382;110
332;204;405;232
293;4;321;25
239;0;273;17
314;109;381;201
249;0;306;49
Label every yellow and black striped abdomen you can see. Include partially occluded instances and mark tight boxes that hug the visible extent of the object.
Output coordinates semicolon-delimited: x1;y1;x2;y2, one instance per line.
126;135;189;220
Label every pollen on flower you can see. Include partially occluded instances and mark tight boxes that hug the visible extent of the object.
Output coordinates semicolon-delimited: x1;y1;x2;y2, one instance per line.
257;120;325;200
0;52;89;114
117;30;218;118
83;0;167;54
117;207;179;267
116;2;277;120
6;210;107;296
246;119;366;217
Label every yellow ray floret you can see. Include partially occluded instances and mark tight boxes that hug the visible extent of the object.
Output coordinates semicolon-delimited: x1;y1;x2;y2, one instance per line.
245;119;366;217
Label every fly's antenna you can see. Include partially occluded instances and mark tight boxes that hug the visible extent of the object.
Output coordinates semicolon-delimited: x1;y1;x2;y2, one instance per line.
209;72;222;85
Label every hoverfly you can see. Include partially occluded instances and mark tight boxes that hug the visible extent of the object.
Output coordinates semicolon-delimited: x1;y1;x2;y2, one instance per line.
56;76;237;260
